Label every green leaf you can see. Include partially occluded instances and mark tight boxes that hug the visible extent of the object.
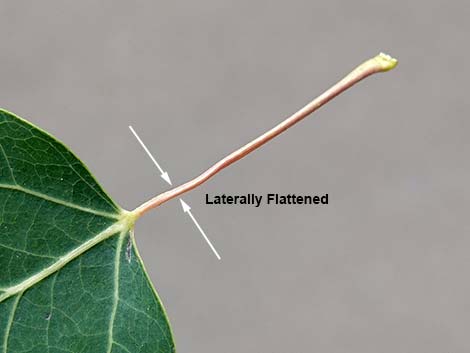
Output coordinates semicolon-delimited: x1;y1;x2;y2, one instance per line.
0;109;175;353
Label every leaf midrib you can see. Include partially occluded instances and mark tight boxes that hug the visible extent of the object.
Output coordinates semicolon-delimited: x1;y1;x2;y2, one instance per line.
0;218;131;304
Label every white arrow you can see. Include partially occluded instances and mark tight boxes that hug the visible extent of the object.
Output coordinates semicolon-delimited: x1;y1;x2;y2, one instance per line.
129;126;173;185
180;199;221;260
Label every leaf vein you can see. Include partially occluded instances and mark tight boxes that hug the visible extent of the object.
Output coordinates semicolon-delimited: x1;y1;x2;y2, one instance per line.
0;221;125;303
106;231;126;353
0;243;57;259
0;144;17;185
37;134;119;213
112;341;132;353
0;183;120;219
2;292;22;353
46;273;57;352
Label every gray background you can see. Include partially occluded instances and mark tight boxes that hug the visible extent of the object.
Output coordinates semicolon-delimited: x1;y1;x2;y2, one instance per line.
1;1;468;352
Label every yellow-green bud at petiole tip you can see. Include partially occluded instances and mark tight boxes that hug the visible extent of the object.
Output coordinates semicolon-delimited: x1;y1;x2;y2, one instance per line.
374;52;398;72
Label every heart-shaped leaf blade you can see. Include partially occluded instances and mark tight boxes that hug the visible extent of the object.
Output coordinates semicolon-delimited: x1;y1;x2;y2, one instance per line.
0;109;175;353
